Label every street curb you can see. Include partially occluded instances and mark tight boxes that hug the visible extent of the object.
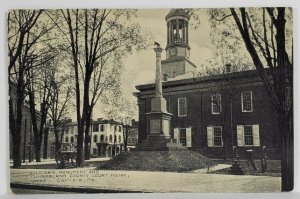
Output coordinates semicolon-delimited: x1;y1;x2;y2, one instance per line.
10;183;147;193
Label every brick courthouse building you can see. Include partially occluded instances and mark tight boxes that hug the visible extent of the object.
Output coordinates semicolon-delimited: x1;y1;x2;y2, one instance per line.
134;9;281;159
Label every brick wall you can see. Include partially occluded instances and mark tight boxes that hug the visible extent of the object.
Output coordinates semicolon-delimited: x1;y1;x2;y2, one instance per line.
136;71;281;159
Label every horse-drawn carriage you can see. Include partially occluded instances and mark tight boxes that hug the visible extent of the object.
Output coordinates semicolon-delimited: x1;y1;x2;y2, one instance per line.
55;143;77;168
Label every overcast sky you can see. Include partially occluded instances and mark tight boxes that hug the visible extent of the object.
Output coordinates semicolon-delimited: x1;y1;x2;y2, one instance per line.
120;9;214;104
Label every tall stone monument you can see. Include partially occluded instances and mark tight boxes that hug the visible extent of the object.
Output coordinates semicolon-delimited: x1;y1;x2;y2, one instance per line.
137;43;177;150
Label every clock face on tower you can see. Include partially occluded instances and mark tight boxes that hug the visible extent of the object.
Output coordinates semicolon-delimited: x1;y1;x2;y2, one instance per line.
170;47;177;57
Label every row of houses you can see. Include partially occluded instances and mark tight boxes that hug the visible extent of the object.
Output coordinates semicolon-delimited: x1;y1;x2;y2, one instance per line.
9;104;139;161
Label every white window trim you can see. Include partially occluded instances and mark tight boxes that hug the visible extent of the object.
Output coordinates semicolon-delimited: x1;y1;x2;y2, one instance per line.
211;94;221;115
178;97;187;117
237;124;260;147
241;91;253;112
207;126;223;147
178;128;190;147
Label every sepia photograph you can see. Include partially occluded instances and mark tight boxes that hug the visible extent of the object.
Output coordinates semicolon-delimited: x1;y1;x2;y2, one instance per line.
6;5;293;194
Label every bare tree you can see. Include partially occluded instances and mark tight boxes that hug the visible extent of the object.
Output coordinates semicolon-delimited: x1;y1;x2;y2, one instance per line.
230;8;292;191
25;53;59;162
200;7;293;191
49;9;150;166
48;63;73;154
8;10;49;167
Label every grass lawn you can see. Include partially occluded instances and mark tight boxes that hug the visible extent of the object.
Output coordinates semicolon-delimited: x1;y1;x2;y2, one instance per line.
97;150;215;172
211;159;281;177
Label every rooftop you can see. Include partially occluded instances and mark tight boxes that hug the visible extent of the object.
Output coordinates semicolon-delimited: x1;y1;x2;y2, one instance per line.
165;9;190;20
135;69;262;91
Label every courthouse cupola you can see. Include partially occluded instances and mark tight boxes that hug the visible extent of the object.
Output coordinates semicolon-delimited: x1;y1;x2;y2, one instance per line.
165;9;191;59
161;9;196;78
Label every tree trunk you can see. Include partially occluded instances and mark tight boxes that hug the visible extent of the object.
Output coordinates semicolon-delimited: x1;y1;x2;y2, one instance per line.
84;112;92;160
13;96;23;167
28;90;40;162
43;127;49;159
276;8;293;191
123;125;129;152
281;113;293;191
12;134;22;168
76;109;86;166
9;80;24;168
36;103;48;161
82;73;92;160
54;127;60;153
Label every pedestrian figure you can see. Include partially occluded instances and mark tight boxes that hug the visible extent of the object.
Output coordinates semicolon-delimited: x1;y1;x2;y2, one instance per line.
261;146;268;173
232;146;239;162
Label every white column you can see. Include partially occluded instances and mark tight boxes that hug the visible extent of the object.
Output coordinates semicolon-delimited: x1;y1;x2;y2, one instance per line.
154;46;163;97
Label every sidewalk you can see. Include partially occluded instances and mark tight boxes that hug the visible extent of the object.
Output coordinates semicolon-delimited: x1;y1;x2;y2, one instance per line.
10;166;281;193
9;157;110;167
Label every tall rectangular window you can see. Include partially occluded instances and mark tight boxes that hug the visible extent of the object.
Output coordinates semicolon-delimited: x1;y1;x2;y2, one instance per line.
237;124;260;147
100;124;104;132
207;126;223;147
178;98;187;117
211;94;221;114
179;128;187;146
93;124;99;132
244;125;253;146
213;127;222;146
241;91;253;112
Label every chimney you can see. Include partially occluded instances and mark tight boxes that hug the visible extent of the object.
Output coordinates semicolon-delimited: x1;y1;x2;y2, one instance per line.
225;64;232;74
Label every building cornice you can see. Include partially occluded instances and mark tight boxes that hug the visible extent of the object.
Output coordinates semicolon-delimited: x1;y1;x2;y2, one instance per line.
135;69;262;92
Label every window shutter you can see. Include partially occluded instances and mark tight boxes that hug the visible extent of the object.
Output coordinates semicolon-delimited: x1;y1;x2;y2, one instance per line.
207;127;213;147
237;125;244;146
186;127;192;147
173;128;179;144
253;124;260;146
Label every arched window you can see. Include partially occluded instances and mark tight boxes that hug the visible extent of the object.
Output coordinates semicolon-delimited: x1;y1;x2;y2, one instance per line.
65;136;69;143
93;135;98;143
109;135;113;142
119;135;122;143
70;136;74;143
100;135;104;142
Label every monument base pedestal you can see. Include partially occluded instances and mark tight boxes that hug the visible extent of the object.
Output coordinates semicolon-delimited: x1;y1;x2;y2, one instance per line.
136;91;186;151
134;136;187;151
135;135;187;151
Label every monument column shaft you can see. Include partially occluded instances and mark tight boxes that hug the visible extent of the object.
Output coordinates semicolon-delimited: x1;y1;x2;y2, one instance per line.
154;47;163;97
176;19;179;42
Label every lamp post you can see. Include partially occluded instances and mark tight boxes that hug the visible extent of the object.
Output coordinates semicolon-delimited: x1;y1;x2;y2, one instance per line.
113;125;116;157
125;116;129;152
